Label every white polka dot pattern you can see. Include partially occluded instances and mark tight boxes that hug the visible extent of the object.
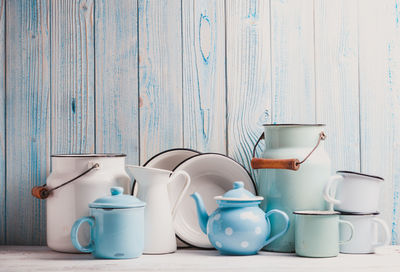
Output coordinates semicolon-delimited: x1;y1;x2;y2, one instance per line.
241;241;249;248
225;227;233;236
215;241;222;248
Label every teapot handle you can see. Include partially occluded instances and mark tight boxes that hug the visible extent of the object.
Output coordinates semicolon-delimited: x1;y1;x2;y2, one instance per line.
264;209;290;247
170;170;191;219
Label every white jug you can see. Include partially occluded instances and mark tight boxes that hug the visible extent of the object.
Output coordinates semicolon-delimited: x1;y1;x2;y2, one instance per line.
127;165;190;254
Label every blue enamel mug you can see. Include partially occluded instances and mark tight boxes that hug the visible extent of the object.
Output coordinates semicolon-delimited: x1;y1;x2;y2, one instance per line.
71;187;146;259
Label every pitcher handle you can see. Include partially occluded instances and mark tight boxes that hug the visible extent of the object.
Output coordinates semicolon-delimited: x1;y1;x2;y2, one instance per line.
170;170;191;219
323;174;343;210
372;218;391;248
264;209;290;246
339;219;354;245
71;216;95;253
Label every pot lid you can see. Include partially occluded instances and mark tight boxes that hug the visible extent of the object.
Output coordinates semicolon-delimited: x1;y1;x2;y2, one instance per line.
214;181;263;202
89;187;146;209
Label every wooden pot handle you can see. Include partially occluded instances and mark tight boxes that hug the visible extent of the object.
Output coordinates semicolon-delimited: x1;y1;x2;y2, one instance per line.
251;158;300;171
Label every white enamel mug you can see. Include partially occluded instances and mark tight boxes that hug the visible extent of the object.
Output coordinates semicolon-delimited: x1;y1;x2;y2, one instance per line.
340;212;390;254
323;171;384;213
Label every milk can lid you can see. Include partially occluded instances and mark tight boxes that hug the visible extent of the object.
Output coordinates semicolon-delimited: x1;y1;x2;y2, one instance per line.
89;187;146;209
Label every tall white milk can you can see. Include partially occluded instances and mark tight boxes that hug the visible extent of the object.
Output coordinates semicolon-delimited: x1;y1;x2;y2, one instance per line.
32;154;130;253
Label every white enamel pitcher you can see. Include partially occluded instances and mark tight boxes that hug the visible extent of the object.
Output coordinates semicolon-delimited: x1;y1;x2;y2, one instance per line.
127;165;191;254
251;124;331;253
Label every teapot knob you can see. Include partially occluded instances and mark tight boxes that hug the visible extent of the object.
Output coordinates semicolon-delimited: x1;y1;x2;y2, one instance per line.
111;187;124;196
233;181;244;189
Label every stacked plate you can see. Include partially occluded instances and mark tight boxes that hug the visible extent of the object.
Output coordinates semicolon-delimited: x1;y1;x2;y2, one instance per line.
132;148;257;248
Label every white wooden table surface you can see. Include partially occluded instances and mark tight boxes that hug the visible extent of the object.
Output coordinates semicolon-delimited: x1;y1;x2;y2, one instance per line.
1;246;400;272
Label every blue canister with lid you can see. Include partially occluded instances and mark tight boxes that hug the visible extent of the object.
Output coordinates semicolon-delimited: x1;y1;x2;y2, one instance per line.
71;187;145;259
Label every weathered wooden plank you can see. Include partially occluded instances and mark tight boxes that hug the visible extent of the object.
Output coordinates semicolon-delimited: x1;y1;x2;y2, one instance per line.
0;0;5;244
94;0;139;164
51;0;95;155
358;0;400;244
182;0;226;153
314;0;360;173
270;0;315;123
138;0;183;162
226;0;272;179
5;0;50;244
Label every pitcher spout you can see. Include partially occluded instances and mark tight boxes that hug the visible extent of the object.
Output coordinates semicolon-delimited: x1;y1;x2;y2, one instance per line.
190;192;209;234
126;165;172;186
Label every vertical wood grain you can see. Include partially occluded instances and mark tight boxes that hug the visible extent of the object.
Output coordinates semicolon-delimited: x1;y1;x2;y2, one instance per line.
0;0;5;244
314;0;360;172
270;0;315;123
138;0;182;162
95;0;139;164
226;0;272;179
6;0;50;244
51;0;95;155
182;0;226;153
359;0;400;243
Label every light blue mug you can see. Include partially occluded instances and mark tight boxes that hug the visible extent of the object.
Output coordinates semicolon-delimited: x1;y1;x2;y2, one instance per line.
71;187;146;259
294;210;354;258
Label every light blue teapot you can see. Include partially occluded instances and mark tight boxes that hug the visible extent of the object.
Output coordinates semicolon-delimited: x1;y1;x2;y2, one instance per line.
191;181;290;255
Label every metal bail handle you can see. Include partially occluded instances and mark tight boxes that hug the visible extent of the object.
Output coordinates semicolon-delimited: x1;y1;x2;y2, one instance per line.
31;163;100;199
251;131;326;171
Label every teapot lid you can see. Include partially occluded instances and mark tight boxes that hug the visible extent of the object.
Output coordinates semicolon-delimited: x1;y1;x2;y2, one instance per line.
89;187;146;209
214;181;263;202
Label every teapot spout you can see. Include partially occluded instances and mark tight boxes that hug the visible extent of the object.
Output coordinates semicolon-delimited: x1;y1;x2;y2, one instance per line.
190;192;209;234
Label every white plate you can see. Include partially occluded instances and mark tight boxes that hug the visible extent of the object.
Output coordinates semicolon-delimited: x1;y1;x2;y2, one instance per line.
170;153;257;248
131;148;200;248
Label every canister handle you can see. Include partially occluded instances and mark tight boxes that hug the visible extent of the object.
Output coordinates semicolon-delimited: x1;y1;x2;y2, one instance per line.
251;131;326;171
71;216;95;253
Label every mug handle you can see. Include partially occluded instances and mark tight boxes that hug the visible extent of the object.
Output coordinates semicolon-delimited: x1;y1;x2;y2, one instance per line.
71;216;95;253
339;219;354;245
264;209;290;246
323;174;343;209
170;170;191;219
372;218;391;247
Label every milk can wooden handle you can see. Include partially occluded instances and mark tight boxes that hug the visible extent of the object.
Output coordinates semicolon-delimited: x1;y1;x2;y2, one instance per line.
251;158;300;170
251;131;326;171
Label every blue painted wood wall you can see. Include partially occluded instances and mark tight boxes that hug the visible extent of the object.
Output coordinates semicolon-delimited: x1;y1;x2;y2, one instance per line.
1;0;400;245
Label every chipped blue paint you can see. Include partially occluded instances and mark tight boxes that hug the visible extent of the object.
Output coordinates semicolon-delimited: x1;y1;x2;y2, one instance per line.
247;0;258;19
71;98;76;114
199;13;210;63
